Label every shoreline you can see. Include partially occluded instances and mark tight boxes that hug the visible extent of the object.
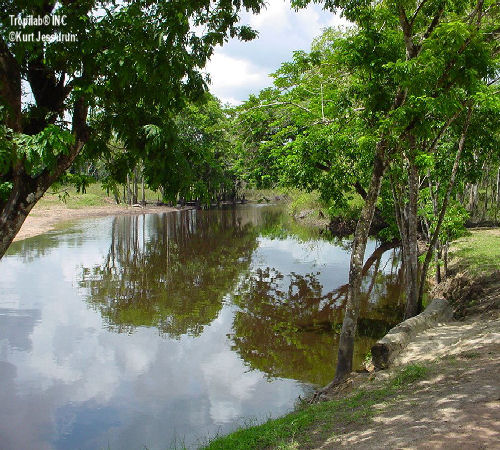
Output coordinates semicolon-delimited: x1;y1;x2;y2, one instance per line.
14;203;180;242
206;233;500;449
207;278;500;449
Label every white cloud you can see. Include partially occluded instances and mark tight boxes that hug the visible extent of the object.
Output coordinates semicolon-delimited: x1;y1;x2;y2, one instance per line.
249;0;290;31
205;53;268;104
205;0;350;104
201;350;261;423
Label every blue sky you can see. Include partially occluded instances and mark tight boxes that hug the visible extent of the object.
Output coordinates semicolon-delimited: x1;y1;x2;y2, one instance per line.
204;0;348;105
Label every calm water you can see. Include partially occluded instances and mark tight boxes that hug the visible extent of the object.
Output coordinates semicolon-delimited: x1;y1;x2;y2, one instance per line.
0;205;403;449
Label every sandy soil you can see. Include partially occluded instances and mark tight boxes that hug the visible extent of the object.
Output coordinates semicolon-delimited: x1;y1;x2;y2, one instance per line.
14;203;179;242
330;317;500;449
312;275;500;449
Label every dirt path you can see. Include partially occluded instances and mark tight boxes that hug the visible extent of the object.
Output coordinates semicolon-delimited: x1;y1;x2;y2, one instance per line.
14;203;179;242
326;317;500;449
312;279;500;450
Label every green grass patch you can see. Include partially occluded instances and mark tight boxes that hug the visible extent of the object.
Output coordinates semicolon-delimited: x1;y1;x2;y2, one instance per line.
287;190;324;216
450;229;500;276
37;183;163;210
286;189;366;222
37;183;111;209
460;351;481;359
203;364;429;450
392;364;428;388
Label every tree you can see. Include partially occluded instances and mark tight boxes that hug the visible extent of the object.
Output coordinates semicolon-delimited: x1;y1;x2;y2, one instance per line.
0;0;265;258
236;0;499;386
142;93;240;206
325;0;497;384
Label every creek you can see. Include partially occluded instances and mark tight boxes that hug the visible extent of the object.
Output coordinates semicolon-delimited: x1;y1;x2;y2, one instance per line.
0;204;403;449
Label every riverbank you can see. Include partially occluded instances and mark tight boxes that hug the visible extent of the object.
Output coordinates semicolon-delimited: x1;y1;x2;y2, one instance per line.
15;186;291;243
205;229;500;449
14;202;179;242
12;184;181;243
13;187;352;243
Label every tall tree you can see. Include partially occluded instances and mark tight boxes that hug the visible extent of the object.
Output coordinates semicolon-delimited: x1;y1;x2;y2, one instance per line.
290;0;498;387
0;0;264;258
237;0;498;386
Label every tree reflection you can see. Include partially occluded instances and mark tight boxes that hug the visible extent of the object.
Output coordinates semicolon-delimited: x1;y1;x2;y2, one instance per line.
230;245;404;386
80;210;259;338
79;206;405;387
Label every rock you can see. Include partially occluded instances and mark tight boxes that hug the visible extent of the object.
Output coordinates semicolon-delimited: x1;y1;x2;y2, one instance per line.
371;298;453;370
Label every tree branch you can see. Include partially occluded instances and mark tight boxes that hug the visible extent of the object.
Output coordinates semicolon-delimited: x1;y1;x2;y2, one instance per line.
421;4;445;42
417;106;473;309
0;37;22;132
397;4;416;57
354;181;367;200
410;0;429;26
25;55;73;134
244;101;313;114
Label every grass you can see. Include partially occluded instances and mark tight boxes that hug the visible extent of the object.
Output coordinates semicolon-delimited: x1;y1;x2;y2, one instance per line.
286;189;366;222
391;364;428;388
449;228;500;276
203;364;428;450
287;190;324;216
36;183;163;210
460;351;482;360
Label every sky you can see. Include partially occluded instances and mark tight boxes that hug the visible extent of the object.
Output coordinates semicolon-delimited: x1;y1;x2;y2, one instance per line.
204;0;348;105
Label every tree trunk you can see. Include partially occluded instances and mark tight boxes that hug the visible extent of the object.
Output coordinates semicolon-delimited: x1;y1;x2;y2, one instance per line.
0;40;22;132
435;242;442;285
495;166;500;222
496;166;500;204
417;107;473;309
332;142;387;384
483;165;489;220
391;151;419;319
133;167;138;204
0;172;43;257
142;174;145;205
468;183;478;214
404;151;419;319
0;98;87;259
443;241;449;279
0;146;85;258
126;174;133;205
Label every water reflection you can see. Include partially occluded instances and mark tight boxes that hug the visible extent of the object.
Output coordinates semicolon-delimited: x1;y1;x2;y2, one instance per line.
79;208;404;386
230;244;403;385
81;210;259;337
0;205;403;449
